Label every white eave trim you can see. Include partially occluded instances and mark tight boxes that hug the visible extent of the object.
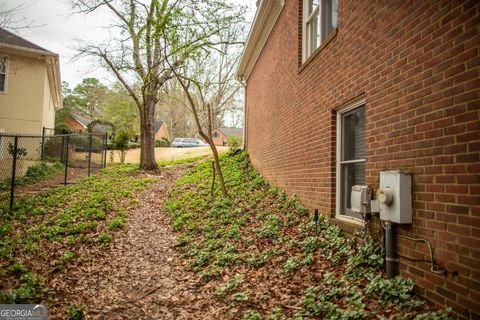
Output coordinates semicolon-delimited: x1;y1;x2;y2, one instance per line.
0;43;62;109
0;43;55;58
236;0;285;82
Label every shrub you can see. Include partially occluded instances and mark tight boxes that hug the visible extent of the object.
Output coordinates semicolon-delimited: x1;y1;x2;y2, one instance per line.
54;123;72;134
7;143;28;159
227;135;242;149
155;137;170;147
70;135;104;151
114;130;131;163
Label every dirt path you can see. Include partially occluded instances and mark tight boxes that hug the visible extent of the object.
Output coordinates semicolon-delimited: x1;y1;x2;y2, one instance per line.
52;165;213;319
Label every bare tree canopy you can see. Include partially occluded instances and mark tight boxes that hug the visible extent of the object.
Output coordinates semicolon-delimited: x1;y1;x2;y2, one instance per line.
72;0;245;170
168;21;247;197
0;1;42;30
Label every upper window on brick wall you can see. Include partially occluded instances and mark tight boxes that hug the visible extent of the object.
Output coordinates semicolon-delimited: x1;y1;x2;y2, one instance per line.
0;56;8;93
336;101;365;220
302;0;338;61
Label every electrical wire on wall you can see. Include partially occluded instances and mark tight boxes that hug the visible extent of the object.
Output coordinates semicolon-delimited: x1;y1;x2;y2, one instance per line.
361;212;370;240
381;220;445;275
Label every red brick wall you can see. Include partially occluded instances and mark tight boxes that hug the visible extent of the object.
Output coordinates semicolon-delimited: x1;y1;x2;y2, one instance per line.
244;0;479;318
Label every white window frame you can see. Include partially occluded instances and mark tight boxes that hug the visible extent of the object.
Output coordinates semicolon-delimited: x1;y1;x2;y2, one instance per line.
303;1;319;61
335;97;366;224
0;55;8;94
302;0;338;62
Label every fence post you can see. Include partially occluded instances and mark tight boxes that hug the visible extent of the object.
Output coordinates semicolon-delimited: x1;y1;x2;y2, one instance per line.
100;135;104;169
103;133;108;168
40;126;45;160
60;135;65;164
88;134;93;176
64;135;70;186
9;136;18;211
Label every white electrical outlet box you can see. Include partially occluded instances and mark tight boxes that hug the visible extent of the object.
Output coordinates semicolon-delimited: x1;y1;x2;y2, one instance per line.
351;185;377;214
378;170;412;224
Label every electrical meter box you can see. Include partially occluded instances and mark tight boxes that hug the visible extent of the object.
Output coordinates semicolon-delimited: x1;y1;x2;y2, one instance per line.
351;185;371;214
378;170;412;224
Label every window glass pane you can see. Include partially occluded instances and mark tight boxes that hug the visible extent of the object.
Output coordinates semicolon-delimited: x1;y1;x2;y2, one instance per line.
321;0;337;40
0;74;4;91
307;14;319;54
0;57;6;73
342;106;365;161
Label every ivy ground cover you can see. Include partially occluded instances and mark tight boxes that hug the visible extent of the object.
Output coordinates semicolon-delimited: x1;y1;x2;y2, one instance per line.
0;163;157;309
165;151;451;319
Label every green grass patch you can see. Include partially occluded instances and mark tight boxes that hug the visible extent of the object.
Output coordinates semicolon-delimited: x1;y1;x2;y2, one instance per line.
157;155;209;168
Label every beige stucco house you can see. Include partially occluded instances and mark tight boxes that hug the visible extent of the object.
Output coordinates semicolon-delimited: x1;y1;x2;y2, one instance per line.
0;27;62;135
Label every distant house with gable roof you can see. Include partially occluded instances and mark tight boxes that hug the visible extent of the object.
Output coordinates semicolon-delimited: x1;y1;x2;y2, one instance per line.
212;127;243;146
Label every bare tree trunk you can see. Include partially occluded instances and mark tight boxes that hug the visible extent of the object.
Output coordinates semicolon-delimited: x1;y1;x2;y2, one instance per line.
199;133;227;197
210;160;216;196
139;99;158;170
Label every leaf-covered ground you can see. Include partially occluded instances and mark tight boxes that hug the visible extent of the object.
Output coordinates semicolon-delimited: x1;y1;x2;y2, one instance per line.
0;152;451;319
164;151;451;319
0;159;201;318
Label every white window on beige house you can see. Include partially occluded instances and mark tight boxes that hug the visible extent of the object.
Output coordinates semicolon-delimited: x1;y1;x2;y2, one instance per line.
0;55;7;93
336;98;366;221
302;0;339;61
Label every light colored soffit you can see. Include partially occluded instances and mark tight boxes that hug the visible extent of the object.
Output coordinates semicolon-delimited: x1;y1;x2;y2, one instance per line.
236;0;285;82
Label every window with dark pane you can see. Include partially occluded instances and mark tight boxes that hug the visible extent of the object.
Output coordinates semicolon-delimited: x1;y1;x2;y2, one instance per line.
0;56;7;93
339;105;365;219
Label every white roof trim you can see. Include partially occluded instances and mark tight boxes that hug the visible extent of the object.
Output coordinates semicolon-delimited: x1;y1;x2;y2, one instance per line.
236;0;285;82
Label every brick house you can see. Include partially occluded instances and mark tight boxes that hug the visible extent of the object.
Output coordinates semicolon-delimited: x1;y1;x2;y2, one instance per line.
212;127;243;146
64;114;108;136
237;0;479;318
154;120;170;142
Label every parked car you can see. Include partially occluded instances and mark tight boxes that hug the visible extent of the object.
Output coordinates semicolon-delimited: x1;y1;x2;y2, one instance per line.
171;138;208;148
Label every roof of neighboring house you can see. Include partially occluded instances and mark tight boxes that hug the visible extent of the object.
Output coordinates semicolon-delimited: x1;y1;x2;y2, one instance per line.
0;27;52;53
154;121;165;133
215;127;243;138
70;114;108;135
72;114;91;128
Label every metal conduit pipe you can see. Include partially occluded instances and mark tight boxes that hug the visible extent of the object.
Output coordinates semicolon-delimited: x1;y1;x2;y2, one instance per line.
385;221;398;279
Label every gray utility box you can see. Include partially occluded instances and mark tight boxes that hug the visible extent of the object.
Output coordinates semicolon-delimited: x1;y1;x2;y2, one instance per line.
378;170;412;224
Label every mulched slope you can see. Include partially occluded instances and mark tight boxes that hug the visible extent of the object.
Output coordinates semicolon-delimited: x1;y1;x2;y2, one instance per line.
164;151;451;319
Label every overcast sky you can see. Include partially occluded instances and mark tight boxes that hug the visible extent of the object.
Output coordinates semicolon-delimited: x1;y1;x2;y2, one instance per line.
8;0;256;88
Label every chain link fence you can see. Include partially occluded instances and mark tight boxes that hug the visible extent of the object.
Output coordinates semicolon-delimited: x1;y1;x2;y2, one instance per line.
0;130;107;210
